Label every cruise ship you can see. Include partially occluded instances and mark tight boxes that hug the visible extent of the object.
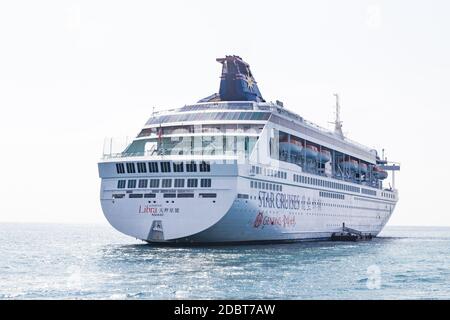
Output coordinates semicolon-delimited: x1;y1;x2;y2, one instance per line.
98;55;400;244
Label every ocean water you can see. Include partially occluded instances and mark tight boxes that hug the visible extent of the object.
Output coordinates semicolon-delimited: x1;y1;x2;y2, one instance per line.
1;223;449;300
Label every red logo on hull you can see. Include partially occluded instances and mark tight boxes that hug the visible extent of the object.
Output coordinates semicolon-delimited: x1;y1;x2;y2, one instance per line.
253;211;264;228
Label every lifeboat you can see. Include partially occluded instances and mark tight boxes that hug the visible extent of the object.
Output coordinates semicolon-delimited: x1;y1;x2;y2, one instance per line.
339;159;359;171
289;139;303;156
304;144;319;159
317;149;331;163
279;136;303;156
373;165;388;180
358;163;368;174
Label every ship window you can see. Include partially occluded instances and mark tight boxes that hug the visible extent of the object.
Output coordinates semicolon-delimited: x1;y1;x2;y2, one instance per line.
117;180;126;189
150;179;160;188
199;193;216;198
237;193;249;199
173;162;184;172
163;193;176;198
137;162;147;173
148;162;159;173
177;193;194;198
116;163;125;174
200;178;211;188
199;161;210;172
187;179;198;188
162;179;172;188
127;179;136;188
250;181;254;188
224;112;234;120
186;162;197;172
174;179;184;188
129;194;143;198
161;161;171;172
144;193;156;198
258;182;261;189
138;179;148;188
126;163;136;174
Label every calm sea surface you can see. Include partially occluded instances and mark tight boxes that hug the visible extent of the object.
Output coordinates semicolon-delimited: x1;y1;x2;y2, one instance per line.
1;224;449;299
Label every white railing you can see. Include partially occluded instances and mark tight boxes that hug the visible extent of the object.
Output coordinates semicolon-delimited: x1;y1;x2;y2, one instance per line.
102;137;133;159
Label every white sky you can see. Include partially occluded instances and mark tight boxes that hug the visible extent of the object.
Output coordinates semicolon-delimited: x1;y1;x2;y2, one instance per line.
0;0;449;225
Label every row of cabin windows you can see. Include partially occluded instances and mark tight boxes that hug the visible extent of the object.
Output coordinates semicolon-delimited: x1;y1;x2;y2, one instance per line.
319;191;345;200
293;174;361;193
126;193;217;199
362;188;378;196
251;165;287;179
116;161;211;174
250;180;282;192
117;178;211;189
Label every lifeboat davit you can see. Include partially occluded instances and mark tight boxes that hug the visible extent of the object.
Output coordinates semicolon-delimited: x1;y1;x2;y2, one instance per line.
317;149;331;163
304;144;319;159
358;163;368;174
373;165;388;180
340;159;359;171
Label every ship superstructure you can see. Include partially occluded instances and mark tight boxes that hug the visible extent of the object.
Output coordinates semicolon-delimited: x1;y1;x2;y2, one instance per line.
98;56;399;243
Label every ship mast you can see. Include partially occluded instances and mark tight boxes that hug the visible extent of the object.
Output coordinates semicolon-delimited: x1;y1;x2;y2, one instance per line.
333;93;344;138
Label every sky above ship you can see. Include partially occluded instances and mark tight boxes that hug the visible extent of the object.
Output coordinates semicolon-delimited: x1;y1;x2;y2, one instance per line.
0;0;448;226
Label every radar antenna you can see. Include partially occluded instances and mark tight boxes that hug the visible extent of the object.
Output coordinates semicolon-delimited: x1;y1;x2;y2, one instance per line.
333;93;344;138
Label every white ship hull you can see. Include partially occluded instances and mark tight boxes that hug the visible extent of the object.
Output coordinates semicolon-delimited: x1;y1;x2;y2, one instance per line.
99;161;396;244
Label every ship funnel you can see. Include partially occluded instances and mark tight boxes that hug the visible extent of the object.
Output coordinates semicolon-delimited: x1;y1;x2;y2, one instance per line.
216;55;265;102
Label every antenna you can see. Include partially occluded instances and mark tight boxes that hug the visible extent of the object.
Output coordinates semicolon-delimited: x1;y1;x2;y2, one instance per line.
333;93;344;138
